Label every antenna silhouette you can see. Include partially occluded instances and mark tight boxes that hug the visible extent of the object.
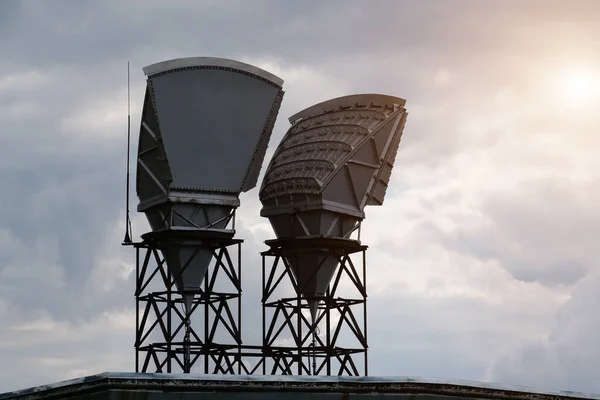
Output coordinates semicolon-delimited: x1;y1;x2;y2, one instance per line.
122;61;132;245
259;93;408;375
132;57;284;373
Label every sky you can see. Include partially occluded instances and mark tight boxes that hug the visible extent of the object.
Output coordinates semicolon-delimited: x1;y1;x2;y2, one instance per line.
1;0;600;394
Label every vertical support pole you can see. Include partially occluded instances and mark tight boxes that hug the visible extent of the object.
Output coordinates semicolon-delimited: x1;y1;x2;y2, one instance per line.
297;289;302;375
135;246;140;373
261;253;266;375
363;248;368;377
183;313;191;373
167;262;172;373
204;267;209;374
326;285;331;376
237;241;242;375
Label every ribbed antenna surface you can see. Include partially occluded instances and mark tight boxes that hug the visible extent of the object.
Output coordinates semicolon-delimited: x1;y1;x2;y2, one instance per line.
260;94;407;321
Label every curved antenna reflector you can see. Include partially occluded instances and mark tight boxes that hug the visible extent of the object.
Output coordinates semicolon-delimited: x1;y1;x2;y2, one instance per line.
260;93;408;325
136;56;285;310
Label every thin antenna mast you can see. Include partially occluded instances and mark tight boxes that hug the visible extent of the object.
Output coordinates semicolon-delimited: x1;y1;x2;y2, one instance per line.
122;61;132;245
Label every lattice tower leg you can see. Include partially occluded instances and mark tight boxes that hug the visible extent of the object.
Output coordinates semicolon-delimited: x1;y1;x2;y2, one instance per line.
134;240;243;374
260;246;368;376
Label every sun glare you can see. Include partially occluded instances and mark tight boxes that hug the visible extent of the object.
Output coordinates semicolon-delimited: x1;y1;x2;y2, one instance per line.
559;67;599;104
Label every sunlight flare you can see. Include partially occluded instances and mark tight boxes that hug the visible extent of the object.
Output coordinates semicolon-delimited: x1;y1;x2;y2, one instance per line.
558;66;599;105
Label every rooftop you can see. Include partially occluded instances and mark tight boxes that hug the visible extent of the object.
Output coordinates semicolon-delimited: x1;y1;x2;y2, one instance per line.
1;373;598;400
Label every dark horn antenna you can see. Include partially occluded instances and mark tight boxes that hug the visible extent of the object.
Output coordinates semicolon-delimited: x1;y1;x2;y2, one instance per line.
122;61;133;245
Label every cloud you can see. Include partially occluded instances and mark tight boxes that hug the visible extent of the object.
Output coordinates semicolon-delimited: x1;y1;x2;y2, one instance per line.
0;305;134;389
1;0;600;394
488;271;600;393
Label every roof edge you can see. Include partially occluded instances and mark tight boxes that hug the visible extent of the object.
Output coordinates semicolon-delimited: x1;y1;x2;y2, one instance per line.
142;57;284;87
2;373;599;400
289;93;406;123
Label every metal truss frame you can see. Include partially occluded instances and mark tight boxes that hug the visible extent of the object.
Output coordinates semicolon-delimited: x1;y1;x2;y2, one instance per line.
133;235;243;374
259;239;368;376
142;200;237;232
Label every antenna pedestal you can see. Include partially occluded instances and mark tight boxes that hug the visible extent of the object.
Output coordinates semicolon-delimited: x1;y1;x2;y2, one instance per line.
260;237;368;376
133;235;243;374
